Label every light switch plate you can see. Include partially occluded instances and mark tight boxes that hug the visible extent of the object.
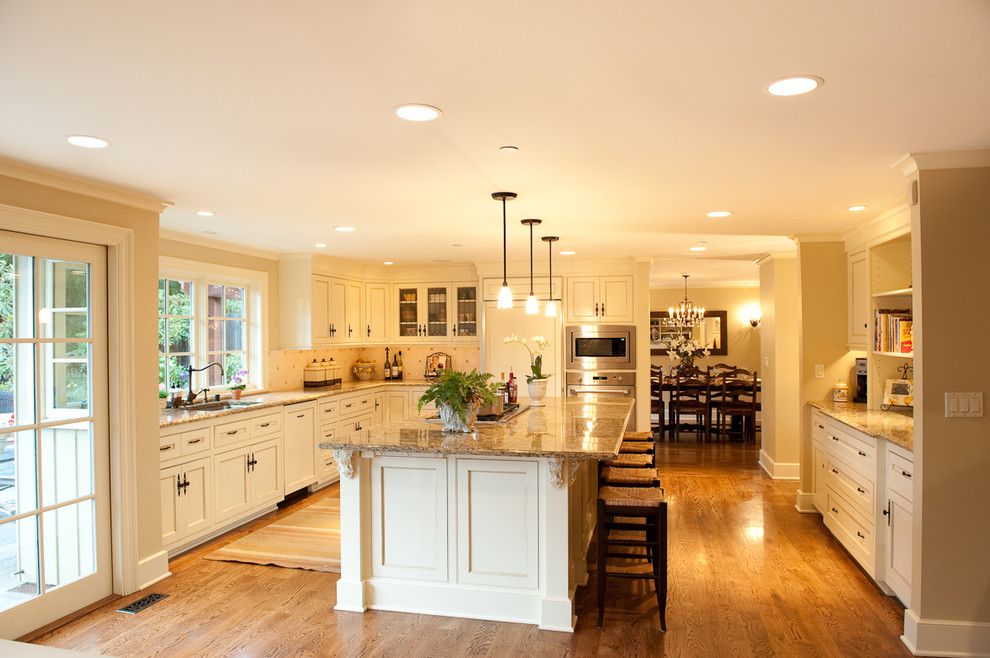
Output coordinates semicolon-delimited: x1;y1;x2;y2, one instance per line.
815;364;825;379
945;392;984;418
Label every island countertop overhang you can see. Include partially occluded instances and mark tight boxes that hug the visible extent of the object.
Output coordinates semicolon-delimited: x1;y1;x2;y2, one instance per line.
320;395;634;460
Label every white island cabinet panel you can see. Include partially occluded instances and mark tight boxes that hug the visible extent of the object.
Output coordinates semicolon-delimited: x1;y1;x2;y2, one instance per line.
214;447;252;522
371;455;448;582
456;459;539;589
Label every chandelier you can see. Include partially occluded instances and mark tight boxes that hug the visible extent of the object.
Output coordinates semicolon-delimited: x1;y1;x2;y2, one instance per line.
664;274;705;327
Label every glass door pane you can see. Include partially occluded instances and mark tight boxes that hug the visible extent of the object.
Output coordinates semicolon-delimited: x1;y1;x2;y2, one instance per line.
426;287;448;337
455;286;478;337
398;288;419;337
0;233;109;639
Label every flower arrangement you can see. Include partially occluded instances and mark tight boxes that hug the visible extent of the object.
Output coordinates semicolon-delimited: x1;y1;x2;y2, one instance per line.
504;334;551;383
230;369;249;390
666;336;710;372
158;383;168;400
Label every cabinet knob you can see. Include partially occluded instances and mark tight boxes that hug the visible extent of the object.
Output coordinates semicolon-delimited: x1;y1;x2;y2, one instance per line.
857;450;867;457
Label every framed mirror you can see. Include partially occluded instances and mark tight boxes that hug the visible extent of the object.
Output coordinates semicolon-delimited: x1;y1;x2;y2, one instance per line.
649;310;728;356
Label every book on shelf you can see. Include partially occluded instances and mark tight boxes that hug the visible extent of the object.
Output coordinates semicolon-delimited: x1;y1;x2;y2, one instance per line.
874;309;913;354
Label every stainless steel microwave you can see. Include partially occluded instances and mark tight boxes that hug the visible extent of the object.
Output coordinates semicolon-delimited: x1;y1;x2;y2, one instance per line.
565;325;636;370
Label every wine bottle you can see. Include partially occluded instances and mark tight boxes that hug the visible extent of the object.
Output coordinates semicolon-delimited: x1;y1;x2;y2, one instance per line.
384;348;391;380
393;351;400;381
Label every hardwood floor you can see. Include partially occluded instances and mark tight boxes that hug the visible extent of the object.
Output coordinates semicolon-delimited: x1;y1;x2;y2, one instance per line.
32;441;912;657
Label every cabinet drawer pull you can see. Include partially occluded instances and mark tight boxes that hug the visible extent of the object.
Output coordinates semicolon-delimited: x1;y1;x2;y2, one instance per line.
831;468;838;474
831;436;839;442
856;486;865;494
361;399;368;405
187;438;202;445
160;444;174;452
344;403;353;408
226;429;239;435
297;414;306;418
831;507;838;514
856;531;866;539
817;424;824;429
260;422;271;428
901;470;912;478
857;450;867;457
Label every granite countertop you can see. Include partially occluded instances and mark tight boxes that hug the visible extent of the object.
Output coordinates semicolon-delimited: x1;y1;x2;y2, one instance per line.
160;380;434;428
809;400;914;452
319;395;634;460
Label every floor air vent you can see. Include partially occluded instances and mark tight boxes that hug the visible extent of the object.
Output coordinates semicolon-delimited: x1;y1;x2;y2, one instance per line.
117;592;168;614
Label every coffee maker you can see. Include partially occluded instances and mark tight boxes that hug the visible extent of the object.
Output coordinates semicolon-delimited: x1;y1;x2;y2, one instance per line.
853;357;868;403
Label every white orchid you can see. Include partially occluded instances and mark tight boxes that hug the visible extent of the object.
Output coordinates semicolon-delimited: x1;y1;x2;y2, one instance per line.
504;334;552;382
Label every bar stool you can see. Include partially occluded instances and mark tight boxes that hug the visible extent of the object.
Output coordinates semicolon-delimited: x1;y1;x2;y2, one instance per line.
596;485;668;631
600;466;660;487
622;430;654;442
602;453;655;469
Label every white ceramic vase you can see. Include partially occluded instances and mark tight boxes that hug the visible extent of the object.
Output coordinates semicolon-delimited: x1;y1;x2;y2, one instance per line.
527;378;549;407
438;402;480;433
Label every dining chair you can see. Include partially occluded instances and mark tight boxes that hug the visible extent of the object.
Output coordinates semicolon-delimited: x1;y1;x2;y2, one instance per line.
712;370;759;442
671;369;709;442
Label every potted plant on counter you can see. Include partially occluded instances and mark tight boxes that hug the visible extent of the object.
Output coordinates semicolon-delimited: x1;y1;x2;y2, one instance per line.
504;334;552;406
418;369;497;433
230;369;248;399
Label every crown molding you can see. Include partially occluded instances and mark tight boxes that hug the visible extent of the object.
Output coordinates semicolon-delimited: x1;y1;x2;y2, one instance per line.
649;281;759;290
0;157;170;213
159;228;279;261
840;203;911;252
894;149;990;176
789;233;843;243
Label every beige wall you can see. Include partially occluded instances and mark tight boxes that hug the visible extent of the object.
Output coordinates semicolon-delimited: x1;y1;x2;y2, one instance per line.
796;241;860;492
649;286;762;373
0;173;163;562
758;256;801;476
912;166;990;625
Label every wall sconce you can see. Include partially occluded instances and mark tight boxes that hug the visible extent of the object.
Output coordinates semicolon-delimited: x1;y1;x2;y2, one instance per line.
749;316;762;328
745;306;762;327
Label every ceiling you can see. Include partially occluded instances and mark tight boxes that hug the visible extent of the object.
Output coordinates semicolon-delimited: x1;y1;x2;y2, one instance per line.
1;1;988;270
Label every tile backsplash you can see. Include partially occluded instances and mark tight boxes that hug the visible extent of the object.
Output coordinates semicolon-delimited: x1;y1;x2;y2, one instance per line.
267;344;481;390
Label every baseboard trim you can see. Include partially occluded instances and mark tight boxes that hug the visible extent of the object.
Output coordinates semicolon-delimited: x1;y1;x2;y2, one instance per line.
794;490;818;513
759;450;800;480
136;550;171;591
902;607;990;656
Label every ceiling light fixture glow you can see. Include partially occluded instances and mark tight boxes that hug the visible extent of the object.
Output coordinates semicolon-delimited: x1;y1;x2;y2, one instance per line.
542;236;560;317
706;210;732;218
383;261;394;265
66;134;109;149
689;243;708;252
492;192;517;309
314;242;327;248
196;210;215;217
394;104;442;122
848;204;867;212
521;218;543;315
333;226;356;233
767;76;823;96
560;250;576;256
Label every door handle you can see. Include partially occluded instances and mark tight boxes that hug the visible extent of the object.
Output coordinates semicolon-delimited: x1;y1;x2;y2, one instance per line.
367;324;371;337
453;324;457;336
594;302;599;316
176;477;183;496
602;302;605;315
348;324;353;337
883;500;891;525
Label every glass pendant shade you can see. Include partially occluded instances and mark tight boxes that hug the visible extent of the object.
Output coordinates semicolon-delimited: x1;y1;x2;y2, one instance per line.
525;294;540;315
497;285;513;309
544;299;558;317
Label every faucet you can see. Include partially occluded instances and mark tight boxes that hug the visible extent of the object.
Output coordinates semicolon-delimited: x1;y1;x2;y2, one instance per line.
186;362;223;404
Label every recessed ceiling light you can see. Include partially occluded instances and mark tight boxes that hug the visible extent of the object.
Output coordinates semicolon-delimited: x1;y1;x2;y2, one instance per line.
847;204;867;212
314;242;327;248
196;210;215;217
706;210;732;218
394;104;442;122
66;134;109;149
767;76;823;97
333;226;356;233
383;261;394;266
689;243;708;252
560;251;576;256
452;243;462;247
499;145;519;152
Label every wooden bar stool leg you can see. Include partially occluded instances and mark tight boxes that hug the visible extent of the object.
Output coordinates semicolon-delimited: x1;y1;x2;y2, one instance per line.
596;499;607;627
655;501;668;632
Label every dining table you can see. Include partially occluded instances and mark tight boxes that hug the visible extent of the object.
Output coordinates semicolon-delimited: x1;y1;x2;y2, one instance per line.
651;375;762;440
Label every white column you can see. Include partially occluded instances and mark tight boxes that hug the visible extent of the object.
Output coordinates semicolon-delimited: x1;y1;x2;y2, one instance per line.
540;457;575;631
334;450;369;612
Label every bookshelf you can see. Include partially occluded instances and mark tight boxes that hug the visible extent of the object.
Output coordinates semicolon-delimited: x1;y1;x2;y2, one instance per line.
868;233;913;410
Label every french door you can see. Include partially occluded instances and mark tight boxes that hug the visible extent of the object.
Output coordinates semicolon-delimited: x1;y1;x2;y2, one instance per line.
0;230;110;639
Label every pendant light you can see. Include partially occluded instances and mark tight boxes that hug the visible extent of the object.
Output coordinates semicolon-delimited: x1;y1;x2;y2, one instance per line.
521;218;542;314
492;192;517;309
541;236;559;317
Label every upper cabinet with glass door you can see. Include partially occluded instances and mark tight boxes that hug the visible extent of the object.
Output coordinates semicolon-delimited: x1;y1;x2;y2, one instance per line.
452;283;479;342
392;283;478;343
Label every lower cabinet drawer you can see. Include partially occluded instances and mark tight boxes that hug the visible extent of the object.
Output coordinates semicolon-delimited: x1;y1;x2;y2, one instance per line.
825;489;874;570
827;456;874;521
251;413;282;438
887;452;914;501
215;419;251;448
179;428;211;457
339;412;374;435
340;394;374;418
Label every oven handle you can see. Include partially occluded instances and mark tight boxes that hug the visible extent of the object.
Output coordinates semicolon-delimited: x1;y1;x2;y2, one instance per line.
567;386;633;396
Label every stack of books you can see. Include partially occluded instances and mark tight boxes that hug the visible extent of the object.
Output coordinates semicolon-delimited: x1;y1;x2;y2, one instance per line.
875;309;913;354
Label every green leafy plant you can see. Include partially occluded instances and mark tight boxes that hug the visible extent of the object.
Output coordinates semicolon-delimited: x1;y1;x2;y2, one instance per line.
418;369;497;424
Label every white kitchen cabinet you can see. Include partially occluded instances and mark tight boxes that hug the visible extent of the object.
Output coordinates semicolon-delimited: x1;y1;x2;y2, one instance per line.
565;275;633;324
344;280;364;342
328;278;346;343
214;438;282;523
250;439;282;507
373;392;385;424
383;391;409;423
812;439;828;513
312;276;331;344
451;283;479;341
316;424;338;483
365;282;389;342
847;250;870;349
283;402;316;494
160;457;213;548
882;444;914;605
393;283;458;342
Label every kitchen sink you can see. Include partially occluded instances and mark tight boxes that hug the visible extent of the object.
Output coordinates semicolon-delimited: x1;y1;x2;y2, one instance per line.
178;400;263;412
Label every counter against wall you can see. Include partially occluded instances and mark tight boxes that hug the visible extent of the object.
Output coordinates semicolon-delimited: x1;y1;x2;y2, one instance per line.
809;399;913;452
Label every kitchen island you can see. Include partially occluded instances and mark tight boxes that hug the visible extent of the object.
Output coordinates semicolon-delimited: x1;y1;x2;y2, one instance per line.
319;394;634;632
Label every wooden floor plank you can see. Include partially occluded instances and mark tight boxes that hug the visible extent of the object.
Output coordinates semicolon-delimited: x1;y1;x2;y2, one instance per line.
31;440;912;657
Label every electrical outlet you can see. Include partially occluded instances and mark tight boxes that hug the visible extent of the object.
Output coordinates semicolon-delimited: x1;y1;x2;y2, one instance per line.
945;392;984;418
764;356;769;368
815;364;825;379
